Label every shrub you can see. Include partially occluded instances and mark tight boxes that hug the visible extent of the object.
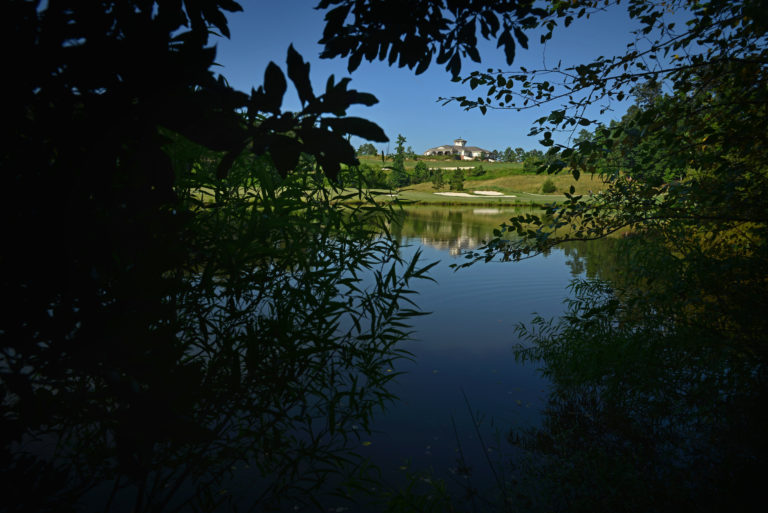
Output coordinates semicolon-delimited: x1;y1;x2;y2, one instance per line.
542;177;557;193
431;169;444;190
523;154;544;173
449;169;465;191
468;165;486;177
413;161;430;183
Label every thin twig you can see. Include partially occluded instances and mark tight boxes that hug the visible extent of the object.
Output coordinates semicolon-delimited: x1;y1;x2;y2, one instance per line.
461;388;508;508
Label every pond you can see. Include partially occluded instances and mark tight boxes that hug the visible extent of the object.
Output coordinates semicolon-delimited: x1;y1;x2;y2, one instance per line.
355;206;619;500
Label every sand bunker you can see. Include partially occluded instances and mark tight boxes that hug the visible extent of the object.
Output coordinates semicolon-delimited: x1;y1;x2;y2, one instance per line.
433;191;517;198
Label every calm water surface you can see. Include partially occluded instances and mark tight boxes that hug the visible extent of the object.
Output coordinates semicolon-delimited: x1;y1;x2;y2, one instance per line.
358;206;612;495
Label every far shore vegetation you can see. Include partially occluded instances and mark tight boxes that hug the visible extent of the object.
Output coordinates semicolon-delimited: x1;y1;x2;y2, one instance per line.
188;154;609;208
352;154;610;198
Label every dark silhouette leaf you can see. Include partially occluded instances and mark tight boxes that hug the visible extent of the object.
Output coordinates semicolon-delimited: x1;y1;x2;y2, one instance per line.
286;45;314;106
513;25;529;49
216;141;246;179
325;117;388;142
262;61;286;113
267;135;302;176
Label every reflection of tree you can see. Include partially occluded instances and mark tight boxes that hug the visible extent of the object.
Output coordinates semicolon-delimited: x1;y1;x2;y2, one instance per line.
562;247;586;276
560;239;624;280
511;235;768;512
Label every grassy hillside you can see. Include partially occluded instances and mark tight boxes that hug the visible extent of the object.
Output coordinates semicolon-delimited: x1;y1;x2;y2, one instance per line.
355;154;609;196
458;173;607;195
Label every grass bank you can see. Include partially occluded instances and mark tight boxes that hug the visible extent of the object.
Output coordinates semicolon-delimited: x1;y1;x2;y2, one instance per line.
371;189;563;206
357;155;609;196
364;172;607;206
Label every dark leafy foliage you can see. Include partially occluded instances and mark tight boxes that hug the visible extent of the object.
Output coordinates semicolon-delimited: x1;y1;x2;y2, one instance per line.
0;1;431;511
316;0;547;78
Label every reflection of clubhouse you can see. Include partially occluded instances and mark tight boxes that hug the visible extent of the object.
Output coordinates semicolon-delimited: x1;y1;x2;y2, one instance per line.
421;235;481;256
423;138;490;160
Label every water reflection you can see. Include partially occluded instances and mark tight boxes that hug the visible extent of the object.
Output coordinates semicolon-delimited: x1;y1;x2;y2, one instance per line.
391;206;541;256
361;206;620;506
364;206;765;512
508;236;768;513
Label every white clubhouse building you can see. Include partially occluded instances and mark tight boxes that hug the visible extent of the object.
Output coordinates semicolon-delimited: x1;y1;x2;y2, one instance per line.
423;138;491;160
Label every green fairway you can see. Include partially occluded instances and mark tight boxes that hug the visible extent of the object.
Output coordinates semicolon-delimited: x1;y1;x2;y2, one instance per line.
367;188;565;206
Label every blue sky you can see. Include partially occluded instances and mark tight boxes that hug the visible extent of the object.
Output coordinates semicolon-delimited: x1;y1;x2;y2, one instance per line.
213;1;659;154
